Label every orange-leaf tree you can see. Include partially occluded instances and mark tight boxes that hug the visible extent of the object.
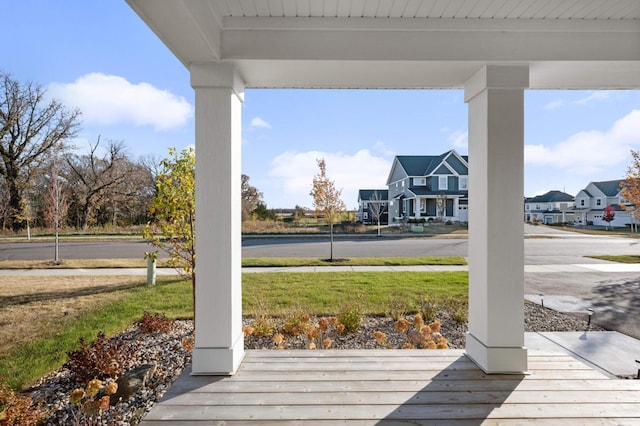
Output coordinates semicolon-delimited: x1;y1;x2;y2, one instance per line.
143;147;196;305
310;158;345;261
620;150;640;232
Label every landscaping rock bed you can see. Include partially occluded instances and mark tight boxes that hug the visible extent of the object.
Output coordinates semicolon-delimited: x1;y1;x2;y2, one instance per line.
26;302;605;425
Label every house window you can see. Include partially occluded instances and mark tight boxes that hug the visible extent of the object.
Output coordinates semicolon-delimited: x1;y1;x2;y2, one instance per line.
362;202;368;208
596;199;602;206
580;199;585;207
438;176;448;190
420;199;426;212
363;212;368;220
414;177;426;186
459;176;468;190
536;204;540;210
526;205;530;210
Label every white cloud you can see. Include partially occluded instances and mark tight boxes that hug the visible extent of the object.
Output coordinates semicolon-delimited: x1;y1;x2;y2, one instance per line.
250;117;271;129
525;109;640;175
48;73;193;131
543;99;564;110
268;149;392;209
372;141;396;158
575;90;613;106
448;130;468;151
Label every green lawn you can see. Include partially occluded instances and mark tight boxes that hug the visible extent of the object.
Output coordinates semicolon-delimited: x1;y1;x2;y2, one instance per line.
1;270;468;390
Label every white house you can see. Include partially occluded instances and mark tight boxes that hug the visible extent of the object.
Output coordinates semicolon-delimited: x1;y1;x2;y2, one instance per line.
574;180;635;228
524;190;574;224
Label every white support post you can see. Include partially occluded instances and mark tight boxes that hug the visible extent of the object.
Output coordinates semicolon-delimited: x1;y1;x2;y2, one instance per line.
464;65;529;374
191;63;245;375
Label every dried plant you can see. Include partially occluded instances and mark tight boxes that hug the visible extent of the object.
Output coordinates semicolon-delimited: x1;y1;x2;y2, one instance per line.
139;311;174;334
65;332;137;383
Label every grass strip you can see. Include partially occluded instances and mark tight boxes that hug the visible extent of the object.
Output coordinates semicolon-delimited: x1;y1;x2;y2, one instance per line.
587;255;640;263
0;256;467;269
242;256;467;267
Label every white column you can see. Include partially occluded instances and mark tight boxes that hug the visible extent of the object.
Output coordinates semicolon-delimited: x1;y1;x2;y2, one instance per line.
453;197;459;220
464;65;529;374
191;63;245;375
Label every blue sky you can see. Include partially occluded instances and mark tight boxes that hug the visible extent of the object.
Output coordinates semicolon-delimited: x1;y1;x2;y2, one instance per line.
3;1;639;209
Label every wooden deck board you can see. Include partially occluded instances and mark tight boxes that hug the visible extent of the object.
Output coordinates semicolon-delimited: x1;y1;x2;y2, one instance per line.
140;349;640;424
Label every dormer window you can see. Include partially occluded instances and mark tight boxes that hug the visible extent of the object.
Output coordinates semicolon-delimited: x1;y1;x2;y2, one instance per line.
414;177;426;186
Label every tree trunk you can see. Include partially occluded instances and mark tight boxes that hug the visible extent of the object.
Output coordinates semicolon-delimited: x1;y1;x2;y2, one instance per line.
329;221;334;261
8;181;23;232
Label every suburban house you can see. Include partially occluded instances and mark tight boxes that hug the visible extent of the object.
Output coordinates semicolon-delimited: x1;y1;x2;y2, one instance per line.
524;190;574;224
574;179;635;227
357;189;388;225
386;150;468;224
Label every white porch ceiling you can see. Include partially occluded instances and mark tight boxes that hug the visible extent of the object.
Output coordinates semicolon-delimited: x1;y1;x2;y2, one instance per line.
126;0;640;89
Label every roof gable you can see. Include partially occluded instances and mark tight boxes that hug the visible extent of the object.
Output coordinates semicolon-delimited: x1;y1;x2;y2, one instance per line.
592;180;624;197
526;190;574;203
358;189;388;201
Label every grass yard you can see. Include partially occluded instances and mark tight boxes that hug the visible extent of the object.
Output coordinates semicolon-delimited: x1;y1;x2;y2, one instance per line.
242;256;467;267
0;271;467;390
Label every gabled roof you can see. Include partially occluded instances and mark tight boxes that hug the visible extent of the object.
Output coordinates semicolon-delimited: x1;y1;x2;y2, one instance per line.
592;180;624;197
386;150;468;184
525;190;574;203
358;189;388;202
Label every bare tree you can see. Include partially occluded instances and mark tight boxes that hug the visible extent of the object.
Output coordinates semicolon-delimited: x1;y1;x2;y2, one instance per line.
310;158;345;261
0;72;80;230
65;137;134;229
368;190;387;236
43;161;68;262
436;193;448;220
241;174;263;220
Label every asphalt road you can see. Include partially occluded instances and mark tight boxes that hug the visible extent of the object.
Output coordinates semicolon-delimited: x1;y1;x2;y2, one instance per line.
1;230;639;265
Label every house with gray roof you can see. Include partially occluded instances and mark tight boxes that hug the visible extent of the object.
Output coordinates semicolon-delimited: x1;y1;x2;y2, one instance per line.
357;189;388;225
385;150;468;224
524;190;574;224
574;179;635;227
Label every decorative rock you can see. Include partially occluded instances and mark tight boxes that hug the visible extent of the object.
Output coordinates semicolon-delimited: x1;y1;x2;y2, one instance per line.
110;363;157;406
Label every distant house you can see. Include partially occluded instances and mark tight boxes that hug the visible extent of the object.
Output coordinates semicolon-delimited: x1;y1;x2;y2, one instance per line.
357;189;389;225
573;179;635;227
524;190;574;224
386;150;468;224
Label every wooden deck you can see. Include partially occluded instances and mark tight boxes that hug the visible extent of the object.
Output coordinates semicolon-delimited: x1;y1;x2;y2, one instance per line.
141;349;640;425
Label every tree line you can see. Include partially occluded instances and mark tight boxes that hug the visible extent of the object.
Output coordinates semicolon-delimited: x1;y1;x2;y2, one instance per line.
0;71;158;232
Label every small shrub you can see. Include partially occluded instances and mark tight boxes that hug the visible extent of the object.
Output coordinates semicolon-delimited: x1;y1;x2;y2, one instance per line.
65;332;137;383
385;295;408;321
139;311;174;334
250;317;275;337
417;296;440;322
0;379;46;425
338;304;362;334
282;311;311;336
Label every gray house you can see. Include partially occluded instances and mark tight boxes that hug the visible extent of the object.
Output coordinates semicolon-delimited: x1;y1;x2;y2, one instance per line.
524;190;574;224
386;150;469;224
574;179;635;227
357;189;389;225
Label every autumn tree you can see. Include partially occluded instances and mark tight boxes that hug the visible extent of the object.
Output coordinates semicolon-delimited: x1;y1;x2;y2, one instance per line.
310;158;345;261
620;150;640;232
0;72;80;230
241;174;263;220
43;160;68;262
65;137;134;229
143;147;196;306
368;190;387;236
602;205;615;230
